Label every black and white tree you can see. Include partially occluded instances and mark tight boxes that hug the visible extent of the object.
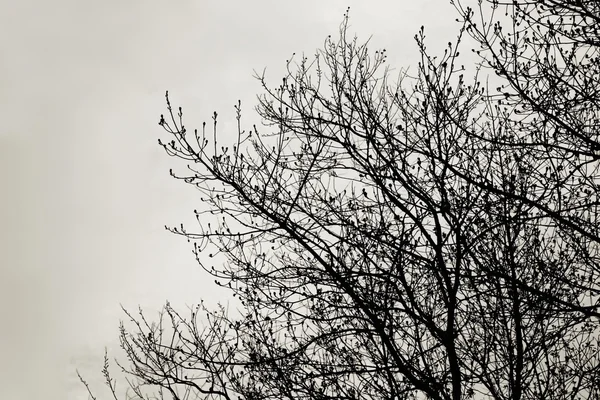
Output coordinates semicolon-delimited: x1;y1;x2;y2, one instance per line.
82;2;600;399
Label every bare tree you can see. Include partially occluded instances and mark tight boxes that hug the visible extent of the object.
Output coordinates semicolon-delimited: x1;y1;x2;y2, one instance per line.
83;3;600;400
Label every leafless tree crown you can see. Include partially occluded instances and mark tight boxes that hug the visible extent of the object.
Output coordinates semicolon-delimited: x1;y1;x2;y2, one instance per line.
82;2;600;400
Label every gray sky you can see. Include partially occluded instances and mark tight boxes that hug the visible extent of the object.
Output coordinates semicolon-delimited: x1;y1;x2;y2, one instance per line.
0;1;461;399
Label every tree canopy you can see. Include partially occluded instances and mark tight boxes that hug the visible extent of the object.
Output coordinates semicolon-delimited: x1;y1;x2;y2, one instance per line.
82;1;600;399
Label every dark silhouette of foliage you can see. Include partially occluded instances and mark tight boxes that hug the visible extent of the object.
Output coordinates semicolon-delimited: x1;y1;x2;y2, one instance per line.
82;2;600;399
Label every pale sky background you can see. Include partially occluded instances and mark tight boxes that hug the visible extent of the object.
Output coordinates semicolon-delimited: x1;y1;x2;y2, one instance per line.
1;1;467;399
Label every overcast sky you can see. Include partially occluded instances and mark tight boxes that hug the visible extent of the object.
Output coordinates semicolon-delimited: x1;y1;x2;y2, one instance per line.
1;1;463;399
